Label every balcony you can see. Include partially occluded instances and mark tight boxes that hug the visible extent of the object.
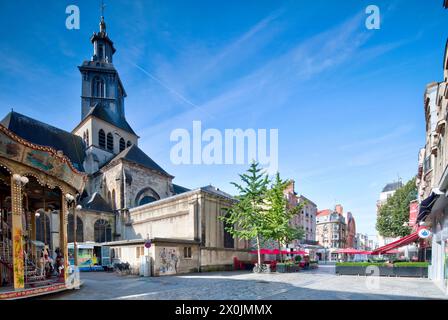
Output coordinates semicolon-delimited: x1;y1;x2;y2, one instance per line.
436;118;446;134
431;133;440;156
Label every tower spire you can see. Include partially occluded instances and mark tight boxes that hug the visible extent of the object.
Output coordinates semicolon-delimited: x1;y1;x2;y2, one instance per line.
99;0;106;33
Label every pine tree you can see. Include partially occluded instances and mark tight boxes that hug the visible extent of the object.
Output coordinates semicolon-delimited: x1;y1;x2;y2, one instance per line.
220;162;270;268
265;173;304;262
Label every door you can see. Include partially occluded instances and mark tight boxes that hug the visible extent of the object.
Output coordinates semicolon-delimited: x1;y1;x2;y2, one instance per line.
101;246;111;267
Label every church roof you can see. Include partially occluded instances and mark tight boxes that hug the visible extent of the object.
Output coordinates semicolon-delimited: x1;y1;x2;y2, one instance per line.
382;181;403;193
106;144;171;177
85;103;136;135
173;184;190;195
80;192;113;213
0;111;86;172
200;185;234;199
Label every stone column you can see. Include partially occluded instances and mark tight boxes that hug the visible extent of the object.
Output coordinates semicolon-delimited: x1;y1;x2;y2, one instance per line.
51;210;60;253
60;196;69;281
30;210;36;263
10;175;24;290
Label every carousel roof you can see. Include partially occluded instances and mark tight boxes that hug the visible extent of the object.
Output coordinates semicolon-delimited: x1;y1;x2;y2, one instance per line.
1;111;86;172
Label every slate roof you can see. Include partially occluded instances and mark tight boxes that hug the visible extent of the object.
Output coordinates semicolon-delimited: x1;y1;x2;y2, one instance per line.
173;184;190;195
200;185;234;199
317;209;331;217
85;103;136;135
105;144;171;177
80;192;113;213
382;181;403;193
0;111;86;172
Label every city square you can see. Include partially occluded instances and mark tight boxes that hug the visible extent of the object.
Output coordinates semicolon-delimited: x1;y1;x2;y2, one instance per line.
40;267;447;300
1;0;448;306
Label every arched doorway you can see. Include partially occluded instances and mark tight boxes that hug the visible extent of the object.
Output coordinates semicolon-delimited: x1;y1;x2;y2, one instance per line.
94;219;112;243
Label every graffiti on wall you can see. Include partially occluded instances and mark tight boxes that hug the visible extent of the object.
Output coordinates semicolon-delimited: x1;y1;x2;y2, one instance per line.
159;247;178;275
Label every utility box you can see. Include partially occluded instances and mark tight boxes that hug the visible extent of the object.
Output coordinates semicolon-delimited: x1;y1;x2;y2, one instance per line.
140;255;151;277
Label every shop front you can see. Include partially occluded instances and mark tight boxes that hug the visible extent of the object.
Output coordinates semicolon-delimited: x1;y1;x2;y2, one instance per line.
0;125;85;299
429;208;448;295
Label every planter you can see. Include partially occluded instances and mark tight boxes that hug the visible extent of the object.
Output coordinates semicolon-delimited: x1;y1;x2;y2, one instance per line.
336;266;366;276
336;265;428;278
393;266;428;278
276;264;300;273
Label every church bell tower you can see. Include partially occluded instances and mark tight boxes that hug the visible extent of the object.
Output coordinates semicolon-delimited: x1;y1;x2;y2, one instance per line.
73;12;138;173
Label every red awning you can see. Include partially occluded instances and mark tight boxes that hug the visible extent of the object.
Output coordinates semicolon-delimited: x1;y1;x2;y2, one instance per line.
290;250;307;255
371;227;424;255
335;248;372;255
249;249;290;255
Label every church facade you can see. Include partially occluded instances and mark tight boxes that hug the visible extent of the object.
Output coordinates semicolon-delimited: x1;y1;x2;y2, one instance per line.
1;16;250;277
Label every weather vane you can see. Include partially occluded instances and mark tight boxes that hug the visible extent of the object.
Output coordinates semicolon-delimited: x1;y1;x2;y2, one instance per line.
100;0;106;18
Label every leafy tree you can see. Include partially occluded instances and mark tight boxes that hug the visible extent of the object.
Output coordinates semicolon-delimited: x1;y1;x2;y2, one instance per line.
264;173;304;261
220;162;270;267
376;178;417;238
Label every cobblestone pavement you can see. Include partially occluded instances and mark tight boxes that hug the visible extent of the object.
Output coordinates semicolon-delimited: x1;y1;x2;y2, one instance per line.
41;265;447;300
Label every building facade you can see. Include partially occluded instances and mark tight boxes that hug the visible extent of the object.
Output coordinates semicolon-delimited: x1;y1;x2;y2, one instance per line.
316;206;347;261
415;25;448;294
283;181;317;248
376;181;403;247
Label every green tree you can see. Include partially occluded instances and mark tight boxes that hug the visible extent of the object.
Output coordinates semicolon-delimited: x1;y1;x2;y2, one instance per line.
376;178;417;238
264;173;304;262
220;162;270;268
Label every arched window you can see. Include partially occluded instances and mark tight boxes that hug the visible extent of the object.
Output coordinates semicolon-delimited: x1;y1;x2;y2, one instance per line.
106;132;114;151
119;138;126;152
92;76;105;98
135;187;160;206
68;216;84;243
98;129;106;148
139;196;157;206
94;219;112;243
127;141;132;148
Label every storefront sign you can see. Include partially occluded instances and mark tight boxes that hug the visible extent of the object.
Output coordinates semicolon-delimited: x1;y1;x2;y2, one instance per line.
418;228;431;239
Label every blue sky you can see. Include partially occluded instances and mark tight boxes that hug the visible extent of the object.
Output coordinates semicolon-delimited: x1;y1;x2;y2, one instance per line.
0;0;447;238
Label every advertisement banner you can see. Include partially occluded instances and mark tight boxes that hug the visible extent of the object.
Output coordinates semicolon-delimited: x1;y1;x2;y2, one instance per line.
409;200;418;227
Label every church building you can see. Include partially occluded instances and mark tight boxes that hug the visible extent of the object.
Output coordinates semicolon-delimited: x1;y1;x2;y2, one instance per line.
1;15;249;279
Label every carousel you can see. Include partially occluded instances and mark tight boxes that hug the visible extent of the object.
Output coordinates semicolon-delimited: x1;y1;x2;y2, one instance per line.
0;124;86;299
